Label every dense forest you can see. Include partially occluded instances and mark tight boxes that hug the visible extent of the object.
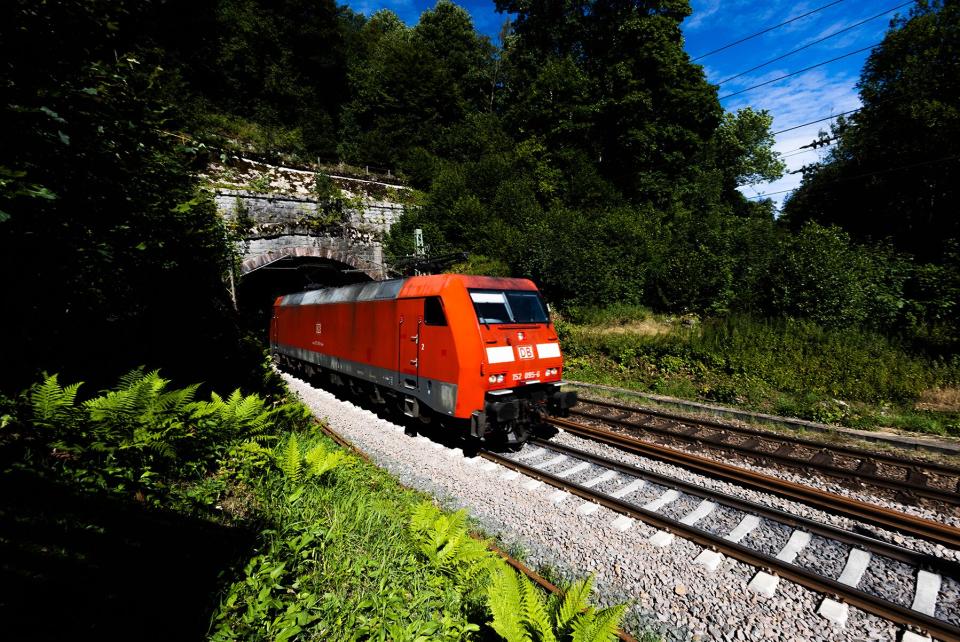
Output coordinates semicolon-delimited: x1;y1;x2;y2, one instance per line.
1;0;958;393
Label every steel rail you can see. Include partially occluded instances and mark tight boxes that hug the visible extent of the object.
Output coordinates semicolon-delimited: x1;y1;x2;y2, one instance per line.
573;406;960;506
544;416;960;551
479;446;960;642
524;438;958;573
578;398;960;476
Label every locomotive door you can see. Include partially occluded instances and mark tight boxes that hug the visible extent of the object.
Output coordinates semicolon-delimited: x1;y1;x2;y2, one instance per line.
398;299;422;390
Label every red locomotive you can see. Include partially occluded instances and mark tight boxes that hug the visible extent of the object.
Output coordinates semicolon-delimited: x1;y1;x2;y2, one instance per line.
270;274;576;443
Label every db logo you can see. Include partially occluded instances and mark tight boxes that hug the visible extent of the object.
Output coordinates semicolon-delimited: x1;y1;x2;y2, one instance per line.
517;345;534;360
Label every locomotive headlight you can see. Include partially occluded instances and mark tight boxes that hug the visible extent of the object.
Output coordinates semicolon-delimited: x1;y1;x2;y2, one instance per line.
488;375;498;383
496;374;505;383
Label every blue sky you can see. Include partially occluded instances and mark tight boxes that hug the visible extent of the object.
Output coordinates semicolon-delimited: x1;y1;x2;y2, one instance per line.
344;0;913;207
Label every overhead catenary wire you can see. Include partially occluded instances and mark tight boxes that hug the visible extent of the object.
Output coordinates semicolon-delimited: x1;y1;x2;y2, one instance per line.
745;153;960;200
769;84;922;137
716;1;914;86
770;108;861;135
691;0;848;61
719;43;880;100
776;144;836;161
780;135;840;156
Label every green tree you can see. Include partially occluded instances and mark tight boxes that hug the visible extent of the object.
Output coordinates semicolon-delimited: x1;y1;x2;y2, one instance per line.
339;5;495;167
710;108;785;190
766;223;908;329
496;0;722;202
783;0;960;262
0;0;251;392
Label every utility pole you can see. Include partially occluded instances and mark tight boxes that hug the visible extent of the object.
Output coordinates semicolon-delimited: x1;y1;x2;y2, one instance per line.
414;228;425;275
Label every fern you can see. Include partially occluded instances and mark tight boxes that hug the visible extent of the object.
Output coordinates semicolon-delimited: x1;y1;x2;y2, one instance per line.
410;501;438;535
31;374;82;426
572;604;627;642
84;369;167;423
280;434;302;482
487;568;627;642
116;367;147;390
555;576;592;632
521;572;557;642
410;503;495;579
303;444;349;479
488;564;531;642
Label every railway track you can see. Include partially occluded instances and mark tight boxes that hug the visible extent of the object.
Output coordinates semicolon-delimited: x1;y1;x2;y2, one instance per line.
292;374;960;639
572;397;960;507
483;434;960;641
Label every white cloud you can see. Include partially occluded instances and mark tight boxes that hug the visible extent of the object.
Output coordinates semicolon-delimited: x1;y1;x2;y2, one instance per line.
685;0;723;32
732;68;863;209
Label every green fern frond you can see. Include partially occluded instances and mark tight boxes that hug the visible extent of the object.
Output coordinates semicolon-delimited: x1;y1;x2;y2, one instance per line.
487;565;531;642
85;370;167;422
435;531;466;568
429;513;453;552
116;367;146;390
445;510;468;538
143;439;176;461
555;576;593;632
154;383;199;414
225;389;244;411
569;609;596;642
410;502;439;536
579;604;627;642
304;446;349;478
279;434;302;482
31;374;82;425
521;571;557;642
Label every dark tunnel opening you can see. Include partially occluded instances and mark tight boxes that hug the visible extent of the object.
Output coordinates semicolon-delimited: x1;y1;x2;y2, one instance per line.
236;255;374;342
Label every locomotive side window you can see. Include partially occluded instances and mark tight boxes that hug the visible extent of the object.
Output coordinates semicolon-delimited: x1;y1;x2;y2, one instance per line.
424;296;447;326
469;289;549;324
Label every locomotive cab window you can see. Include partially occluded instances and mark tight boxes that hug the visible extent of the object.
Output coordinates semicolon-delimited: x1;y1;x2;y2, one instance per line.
469;289;549;325
424;296;447;326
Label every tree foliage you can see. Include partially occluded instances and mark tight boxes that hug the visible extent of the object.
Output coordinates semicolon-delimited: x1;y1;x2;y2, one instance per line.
783;0;960;262
4;0;956;394
0;0;264;392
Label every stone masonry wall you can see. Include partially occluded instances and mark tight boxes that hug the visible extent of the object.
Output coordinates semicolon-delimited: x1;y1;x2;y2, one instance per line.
213;189;405;280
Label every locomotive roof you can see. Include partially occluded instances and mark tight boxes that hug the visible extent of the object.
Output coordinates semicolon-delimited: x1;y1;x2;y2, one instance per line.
276;274;538;307
277;278;407;307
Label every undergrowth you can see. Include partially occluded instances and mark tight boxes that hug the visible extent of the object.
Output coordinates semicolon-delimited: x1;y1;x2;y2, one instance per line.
2;369;633;641
211;430;630;641
559;312;960;436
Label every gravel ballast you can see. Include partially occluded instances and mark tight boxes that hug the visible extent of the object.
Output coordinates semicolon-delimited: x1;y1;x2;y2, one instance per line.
283;373;955;641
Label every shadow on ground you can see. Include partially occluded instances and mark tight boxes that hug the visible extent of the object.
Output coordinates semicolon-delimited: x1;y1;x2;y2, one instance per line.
0;469;257;641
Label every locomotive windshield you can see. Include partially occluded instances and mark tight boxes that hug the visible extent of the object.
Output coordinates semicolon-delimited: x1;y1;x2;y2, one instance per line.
469;289;549;324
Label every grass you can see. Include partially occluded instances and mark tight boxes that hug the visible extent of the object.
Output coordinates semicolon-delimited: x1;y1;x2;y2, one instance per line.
558;311;960;437
210;429;490;640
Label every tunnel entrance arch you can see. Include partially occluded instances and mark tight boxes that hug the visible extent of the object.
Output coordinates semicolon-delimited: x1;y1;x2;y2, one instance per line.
240;244;385;280
237;253;377;342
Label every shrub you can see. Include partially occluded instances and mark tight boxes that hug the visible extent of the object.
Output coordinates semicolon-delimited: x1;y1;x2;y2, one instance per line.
24;369;309;500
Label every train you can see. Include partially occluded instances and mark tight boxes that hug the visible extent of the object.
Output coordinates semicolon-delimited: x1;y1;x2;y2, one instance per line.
270;274;576;443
